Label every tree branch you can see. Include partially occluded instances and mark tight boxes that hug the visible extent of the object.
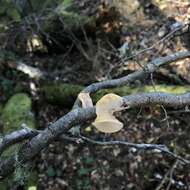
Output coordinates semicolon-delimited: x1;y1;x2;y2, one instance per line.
123;92;190;108
6;61;45;79
80;136;190;164
71;51;190;134
73;51;190;108
0;92;190;179
0;107;96;179
0;126;39;156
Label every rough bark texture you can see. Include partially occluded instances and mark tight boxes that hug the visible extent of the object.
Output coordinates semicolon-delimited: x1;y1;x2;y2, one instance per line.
43;83;190;106
1;92;190;179
1;51;190;180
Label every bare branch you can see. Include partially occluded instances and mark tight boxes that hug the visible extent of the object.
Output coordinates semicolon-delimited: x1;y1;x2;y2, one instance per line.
80;135;167;150
73;51;190;109
0;92;190;178
155;160;179;190
121;22;188;62
0;127;39;156
1;51;190;179
71;51;190;134
123;92;190;108
2;92;190;156
0;107;96;179
80;136;190;164
16;62;44;79
6;61;45;79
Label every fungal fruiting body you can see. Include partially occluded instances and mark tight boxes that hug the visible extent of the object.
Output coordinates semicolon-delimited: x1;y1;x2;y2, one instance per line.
92;93;124;133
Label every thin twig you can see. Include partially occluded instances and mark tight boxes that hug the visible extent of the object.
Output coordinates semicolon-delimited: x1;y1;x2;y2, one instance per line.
80;136;190;164
1;51;190;179
73;51;190;109
120;23;188;63
0;126;39;156
155;160;179;190
80;135;167;150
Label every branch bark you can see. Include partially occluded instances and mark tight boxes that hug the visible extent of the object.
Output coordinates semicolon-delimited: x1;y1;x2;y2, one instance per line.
73;51;190;108
123;92;190;108
70;51;190;134
1;51;190;180
80;136;190;164
0;92;190;179
0;107;96;179
0;127;39;156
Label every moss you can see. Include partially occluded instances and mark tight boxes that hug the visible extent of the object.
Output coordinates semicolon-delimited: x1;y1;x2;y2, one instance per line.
42;83;83;106
1;93;35;158
0;183;6;190
142;85;190;94
0;104;3;115
26;170;38;189
42;0;93;34
28;187;37;190
42;83;190;107
1;93;35;133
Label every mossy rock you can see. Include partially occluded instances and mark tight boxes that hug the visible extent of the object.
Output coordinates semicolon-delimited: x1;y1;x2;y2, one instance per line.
1;93;36;158
1;93;35;133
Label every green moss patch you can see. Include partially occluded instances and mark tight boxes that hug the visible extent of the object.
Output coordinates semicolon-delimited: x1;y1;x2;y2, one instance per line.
1;93;35;133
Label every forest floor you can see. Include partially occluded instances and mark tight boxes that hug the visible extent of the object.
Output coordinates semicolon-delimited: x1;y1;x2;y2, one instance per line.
0;0;190;189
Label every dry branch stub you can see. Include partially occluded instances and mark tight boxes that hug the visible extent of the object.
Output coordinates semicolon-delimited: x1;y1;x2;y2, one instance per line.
78;92;93;108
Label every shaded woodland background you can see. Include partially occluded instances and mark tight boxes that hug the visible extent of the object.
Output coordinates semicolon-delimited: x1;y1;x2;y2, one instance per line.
0;0;190;189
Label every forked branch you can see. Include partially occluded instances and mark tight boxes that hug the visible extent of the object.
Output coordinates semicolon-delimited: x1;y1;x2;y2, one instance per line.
1;51;190;179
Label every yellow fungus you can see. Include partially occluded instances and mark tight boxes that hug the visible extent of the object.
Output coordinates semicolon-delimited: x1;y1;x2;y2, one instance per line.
92;93;124;133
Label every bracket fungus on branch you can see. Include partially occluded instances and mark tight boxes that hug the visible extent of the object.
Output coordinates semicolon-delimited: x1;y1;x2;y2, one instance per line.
92;93;128;133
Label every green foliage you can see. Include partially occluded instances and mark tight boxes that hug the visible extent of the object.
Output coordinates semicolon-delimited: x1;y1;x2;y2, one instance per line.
0;104;3;116
73;156;96;190
43;83;190;106
47;167;56;177
27;171;38;187
0;163;37;189
0;182;7;190
0;0;20;22
0;50;18;61
31;0;72;12
63;0;73;7
77;168;92;176
28;187;37;190
0;0;74;24
0;78;14;98
0;95;34;158
56;10;90;30
1;93;35;133
84;157;95;165
43;83;83;106
1;144;20;158
14;164;38;189
14;165;28;185
76;178;91;190
54;0;91;30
